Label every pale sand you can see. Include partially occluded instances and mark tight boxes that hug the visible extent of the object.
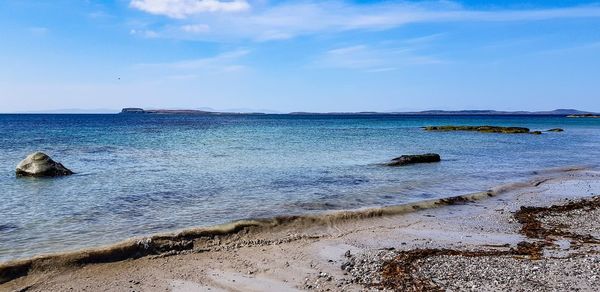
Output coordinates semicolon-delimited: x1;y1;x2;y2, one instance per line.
1;168;599;291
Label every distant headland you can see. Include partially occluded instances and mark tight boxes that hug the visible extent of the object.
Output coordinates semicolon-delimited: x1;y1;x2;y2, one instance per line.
120;108;266;115
120;108;598;116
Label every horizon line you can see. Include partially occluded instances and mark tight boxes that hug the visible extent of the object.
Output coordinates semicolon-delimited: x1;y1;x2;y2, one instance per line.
2;108;598;115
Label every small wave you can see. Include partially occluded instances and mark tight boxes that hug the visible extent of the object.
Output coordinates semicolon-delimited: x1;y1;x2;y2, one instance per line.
229;146;267;151
272;174;369;189
291;202;341;211
529;165;588;176
81;146;119;154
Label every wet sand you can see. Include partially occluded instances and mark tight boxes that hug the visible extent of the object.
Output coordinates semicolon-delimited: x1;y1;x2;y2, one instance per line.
1;168;599;291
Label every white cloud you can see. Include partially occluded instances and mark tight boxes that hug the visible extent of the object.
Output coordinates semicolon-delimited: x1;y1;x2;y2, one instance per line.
130;0;250;18
128;1;600;41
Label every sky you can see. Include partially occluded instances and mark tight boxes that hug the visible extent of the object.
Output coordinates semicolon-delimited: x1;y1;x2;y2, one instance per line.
1;0;599;113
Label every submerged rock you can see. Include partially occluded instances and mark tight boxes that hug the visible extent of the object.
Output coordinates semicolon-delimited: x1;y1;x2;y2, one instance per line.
547;128;564;132
424;125;531;134
530;131;542;135
16;152;73;177
386;153;441;167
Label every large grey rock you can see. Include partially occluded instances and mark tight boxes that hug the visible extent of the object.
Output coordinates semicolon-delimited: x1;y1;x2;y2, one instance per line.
386;153;441;167
16;152;73;177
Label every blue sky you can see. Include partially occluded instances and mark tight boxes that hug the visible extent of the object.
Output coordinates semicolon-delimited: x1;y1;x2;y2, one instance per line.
1;0;599;113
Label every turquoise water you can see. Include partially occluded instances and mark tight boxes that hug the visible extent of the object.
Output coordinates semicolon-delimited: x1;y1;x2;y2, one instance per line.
0;114;599;261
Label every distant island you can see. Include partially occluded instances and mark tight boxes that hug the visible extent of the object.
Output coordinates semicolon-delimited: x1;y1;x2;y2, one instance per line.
121;108;598;116
120;108;266;115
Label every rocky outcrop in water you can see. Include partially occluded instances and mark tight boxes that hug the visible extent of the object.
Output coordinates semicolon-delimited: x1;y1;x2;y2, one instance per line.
15;152;73;177
386;154;441;167
120;108;145;114
424;126;532;134
547;128;564;132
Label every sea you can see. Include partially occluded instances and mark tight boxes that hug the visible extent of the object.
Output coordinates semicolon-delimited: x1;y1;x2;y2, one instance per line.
0;114;598;262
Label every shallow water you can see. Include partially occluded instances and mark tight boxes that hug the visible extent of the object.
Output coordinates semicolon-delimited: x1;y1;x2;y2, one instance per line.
0;114;598;261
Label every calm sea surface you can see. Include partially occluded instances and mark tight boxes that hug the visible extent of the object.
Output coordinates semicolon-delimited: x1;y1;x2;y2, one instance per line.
0;114;599;261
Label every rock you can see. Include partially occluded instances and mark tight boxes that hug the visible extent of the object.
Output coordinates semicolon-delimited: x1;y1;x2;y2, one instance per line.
547;128;564;132
386;153;441;166
424;125;531;134
530;131;542;135
16;152;73;177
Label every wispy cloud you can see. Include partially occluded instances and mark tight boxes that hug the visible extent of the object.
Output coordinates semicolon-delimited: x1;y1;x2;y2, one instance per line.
536;41;600;55
180;24;210;33
314;44;444;72
166;74;199;80
400;33;445;45
28;27;49;36
130;0;250;19
128;1;600;41
88;10;113;19
134;49;250;76
130;28;159;38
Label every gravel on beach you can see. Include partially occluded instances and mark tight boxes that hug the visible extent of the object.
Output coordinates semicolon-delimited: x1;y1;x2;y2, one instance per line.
342;196;600;291
342;249;600;291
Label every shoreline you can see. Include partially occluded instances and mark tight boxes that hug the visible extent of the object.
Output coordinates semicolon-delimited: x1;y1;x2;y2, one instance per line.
0;182;509;283
0;166;596;289
1;166;583;265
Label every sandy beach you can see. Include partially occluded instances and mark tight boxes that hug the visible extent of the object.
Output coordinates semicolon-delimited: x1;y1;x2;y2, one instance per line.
1;168;599;291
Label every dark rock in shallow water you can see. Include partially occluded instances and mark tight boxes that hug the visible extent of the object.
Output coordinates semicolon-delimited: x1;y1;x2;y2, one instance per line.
0;224;18;232
530;131;542;135
547;128;564;132
424;125;531;134
386;153;441;167
16;152;73;177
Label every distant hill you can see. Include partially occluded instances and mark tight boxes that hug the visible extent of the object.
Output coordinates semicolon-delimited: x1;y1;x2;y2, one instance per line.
195;107;282;114
12;108;118;114
289;109;597;116
121;108;597;116
395;109;594;115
